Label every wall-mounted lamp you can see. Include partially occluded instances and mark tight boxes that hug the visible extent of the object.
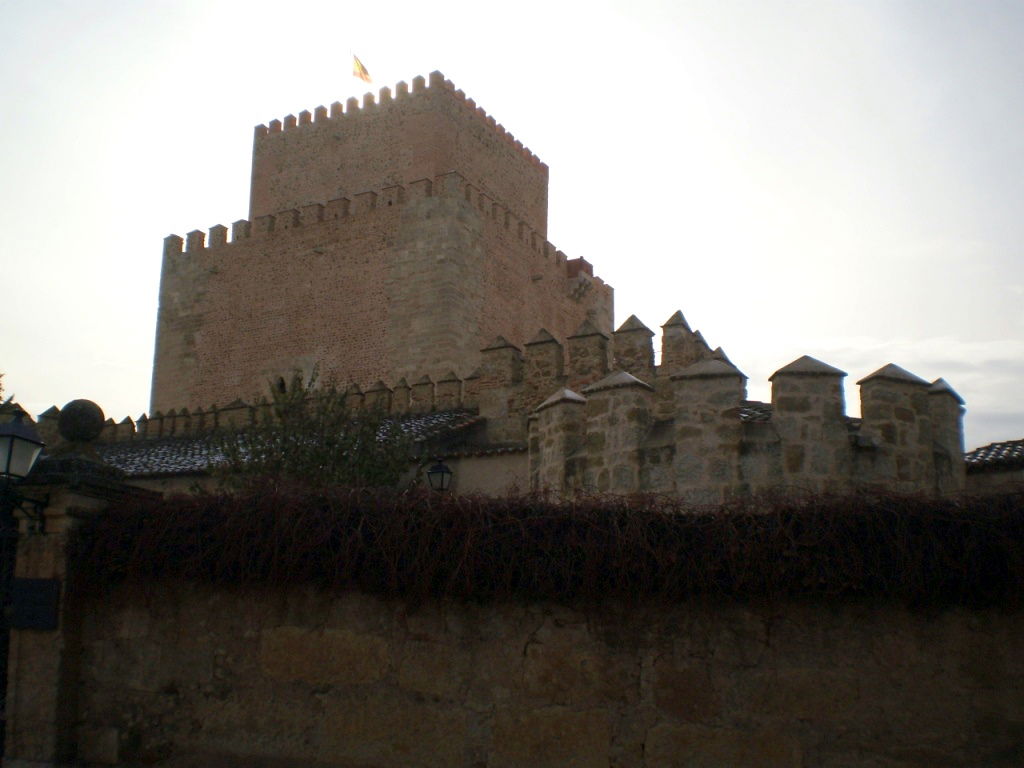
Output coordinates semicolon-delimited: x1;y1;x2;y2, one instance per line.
0;411;44;482
426;458;453;492
0;411;48;532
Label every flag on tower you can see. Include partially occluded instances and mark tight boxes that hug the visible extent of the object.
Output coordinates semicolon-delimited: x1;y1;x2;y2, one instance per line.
353;55;372;84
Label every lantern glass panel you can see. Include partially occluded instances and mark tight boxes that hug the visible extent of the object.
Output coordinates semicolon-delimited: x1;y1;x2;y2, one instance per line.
0;415;45;481
6;439;43;480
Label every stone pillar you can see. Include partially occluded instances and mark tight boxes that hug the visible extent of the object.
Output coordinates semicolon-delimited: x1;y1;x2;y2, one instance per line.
656;311;712;420
176;408;192;436
5;402;158;767
529;388;587;494
147;411;165;437
659;311;710;375
34;408;61;448
391;378;412;414
476;337;525;442
435;372;462;411
929;378;966;494
769;355;850;493
219;400;253;429
460;369;482;412
671;359;747;504
857;364;934;493
410;376;435;413
523;329;565;411
566;320;610;392
343;384;365;412
164;409;178;437
612;315;654;384
580;372;654;494
4;483;99;766
363;380;393;412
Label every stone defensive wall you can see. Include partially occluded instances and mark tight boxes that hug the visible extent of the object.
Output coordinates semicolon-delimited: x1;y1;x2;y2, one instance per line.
152;168;612;413
101;310;964;498
521;313;966;499
248;70;550;233
61;583;1019;767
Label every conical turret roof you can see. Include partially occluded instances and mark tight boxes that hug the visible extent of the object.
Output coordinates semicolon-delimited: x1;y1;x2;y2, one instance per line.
856;363;929;387
525;328;559;345
661;310;691;331
534;387;587;412
582;370;654;394
615;315;653;335
673;358;747;380
929;378;964;404
482;335;520;351
568;318;609;339
770;355;847;380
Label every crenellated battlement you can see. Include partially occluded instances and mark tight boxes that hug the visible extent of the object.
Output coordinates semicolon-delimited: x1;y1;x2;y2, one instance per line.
160;171;605;291
519;314;967;500
118;66;983;500
152;68;607;414
127;310;966;499
252;71;546;171
45;372;483;449
246;70;550;228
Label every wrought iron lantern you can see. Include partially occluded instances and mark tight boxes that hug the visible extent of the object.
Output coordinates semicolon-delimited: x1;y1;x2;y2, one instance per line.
0;412;44;483
426;459;453;492
0;411;47;532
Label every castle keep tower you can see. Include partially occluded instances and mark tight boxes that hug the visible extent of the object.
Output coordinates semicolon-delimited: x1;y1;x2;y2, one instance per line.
141;70;966;500
151;71;612;413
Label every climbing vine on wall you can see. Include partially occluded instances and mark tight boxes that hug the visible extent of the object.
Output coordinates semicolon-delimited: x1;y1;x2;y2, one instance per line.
71;488;1024;608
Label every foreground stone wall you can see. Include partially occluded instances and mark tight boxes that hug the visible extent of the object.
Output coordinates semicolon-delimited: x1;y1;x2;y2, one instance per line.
74;584;1023;767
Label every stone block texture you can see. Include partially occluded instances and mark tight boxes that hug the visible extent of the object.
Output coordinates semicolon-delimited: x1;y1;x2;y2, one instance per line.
137;71;969;500
72;583;1024;767
527;336;965;500
150;72;612;413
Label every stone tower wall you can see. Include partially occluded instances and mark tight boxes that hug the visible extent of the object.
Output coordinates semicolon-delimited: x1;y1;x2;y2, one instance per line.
249;71;549;235
151;170;611;413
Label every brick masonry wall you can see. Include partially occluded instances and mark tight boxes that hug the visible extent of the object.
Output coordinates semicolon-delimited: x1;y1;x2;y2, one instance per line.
250;74;549;235
151;183;611;413
153;205;391;412
152;72;611;414
76;583;1024;767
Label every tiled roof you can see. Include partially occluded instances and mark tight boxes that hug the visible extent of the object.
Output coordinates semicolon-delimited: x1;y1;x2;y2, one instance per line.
99;436;223;477
736;401;865;434
96;409;481;478
965;439;1024;472
403;409;480;440
739;401;772;423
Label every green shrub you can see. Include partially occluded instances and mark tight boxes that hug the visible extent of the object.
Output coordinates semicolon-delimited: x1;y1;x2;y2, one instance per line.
214;370;413;491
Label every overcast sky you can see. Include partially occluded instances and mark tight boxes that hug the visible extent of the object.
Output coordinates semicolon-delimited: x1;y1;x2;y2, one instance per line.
1;0;1022;450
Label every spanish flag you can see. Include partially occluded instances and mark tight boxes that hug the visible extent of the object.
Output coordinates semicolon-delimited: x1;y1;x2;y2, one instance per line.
353;55;372;84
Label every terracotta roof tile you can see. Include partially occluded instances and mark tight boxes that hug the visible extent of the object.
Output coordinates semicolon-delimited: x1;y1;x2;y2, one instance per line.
739;401;772;423
96;409;481;478
965;439;1024;472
